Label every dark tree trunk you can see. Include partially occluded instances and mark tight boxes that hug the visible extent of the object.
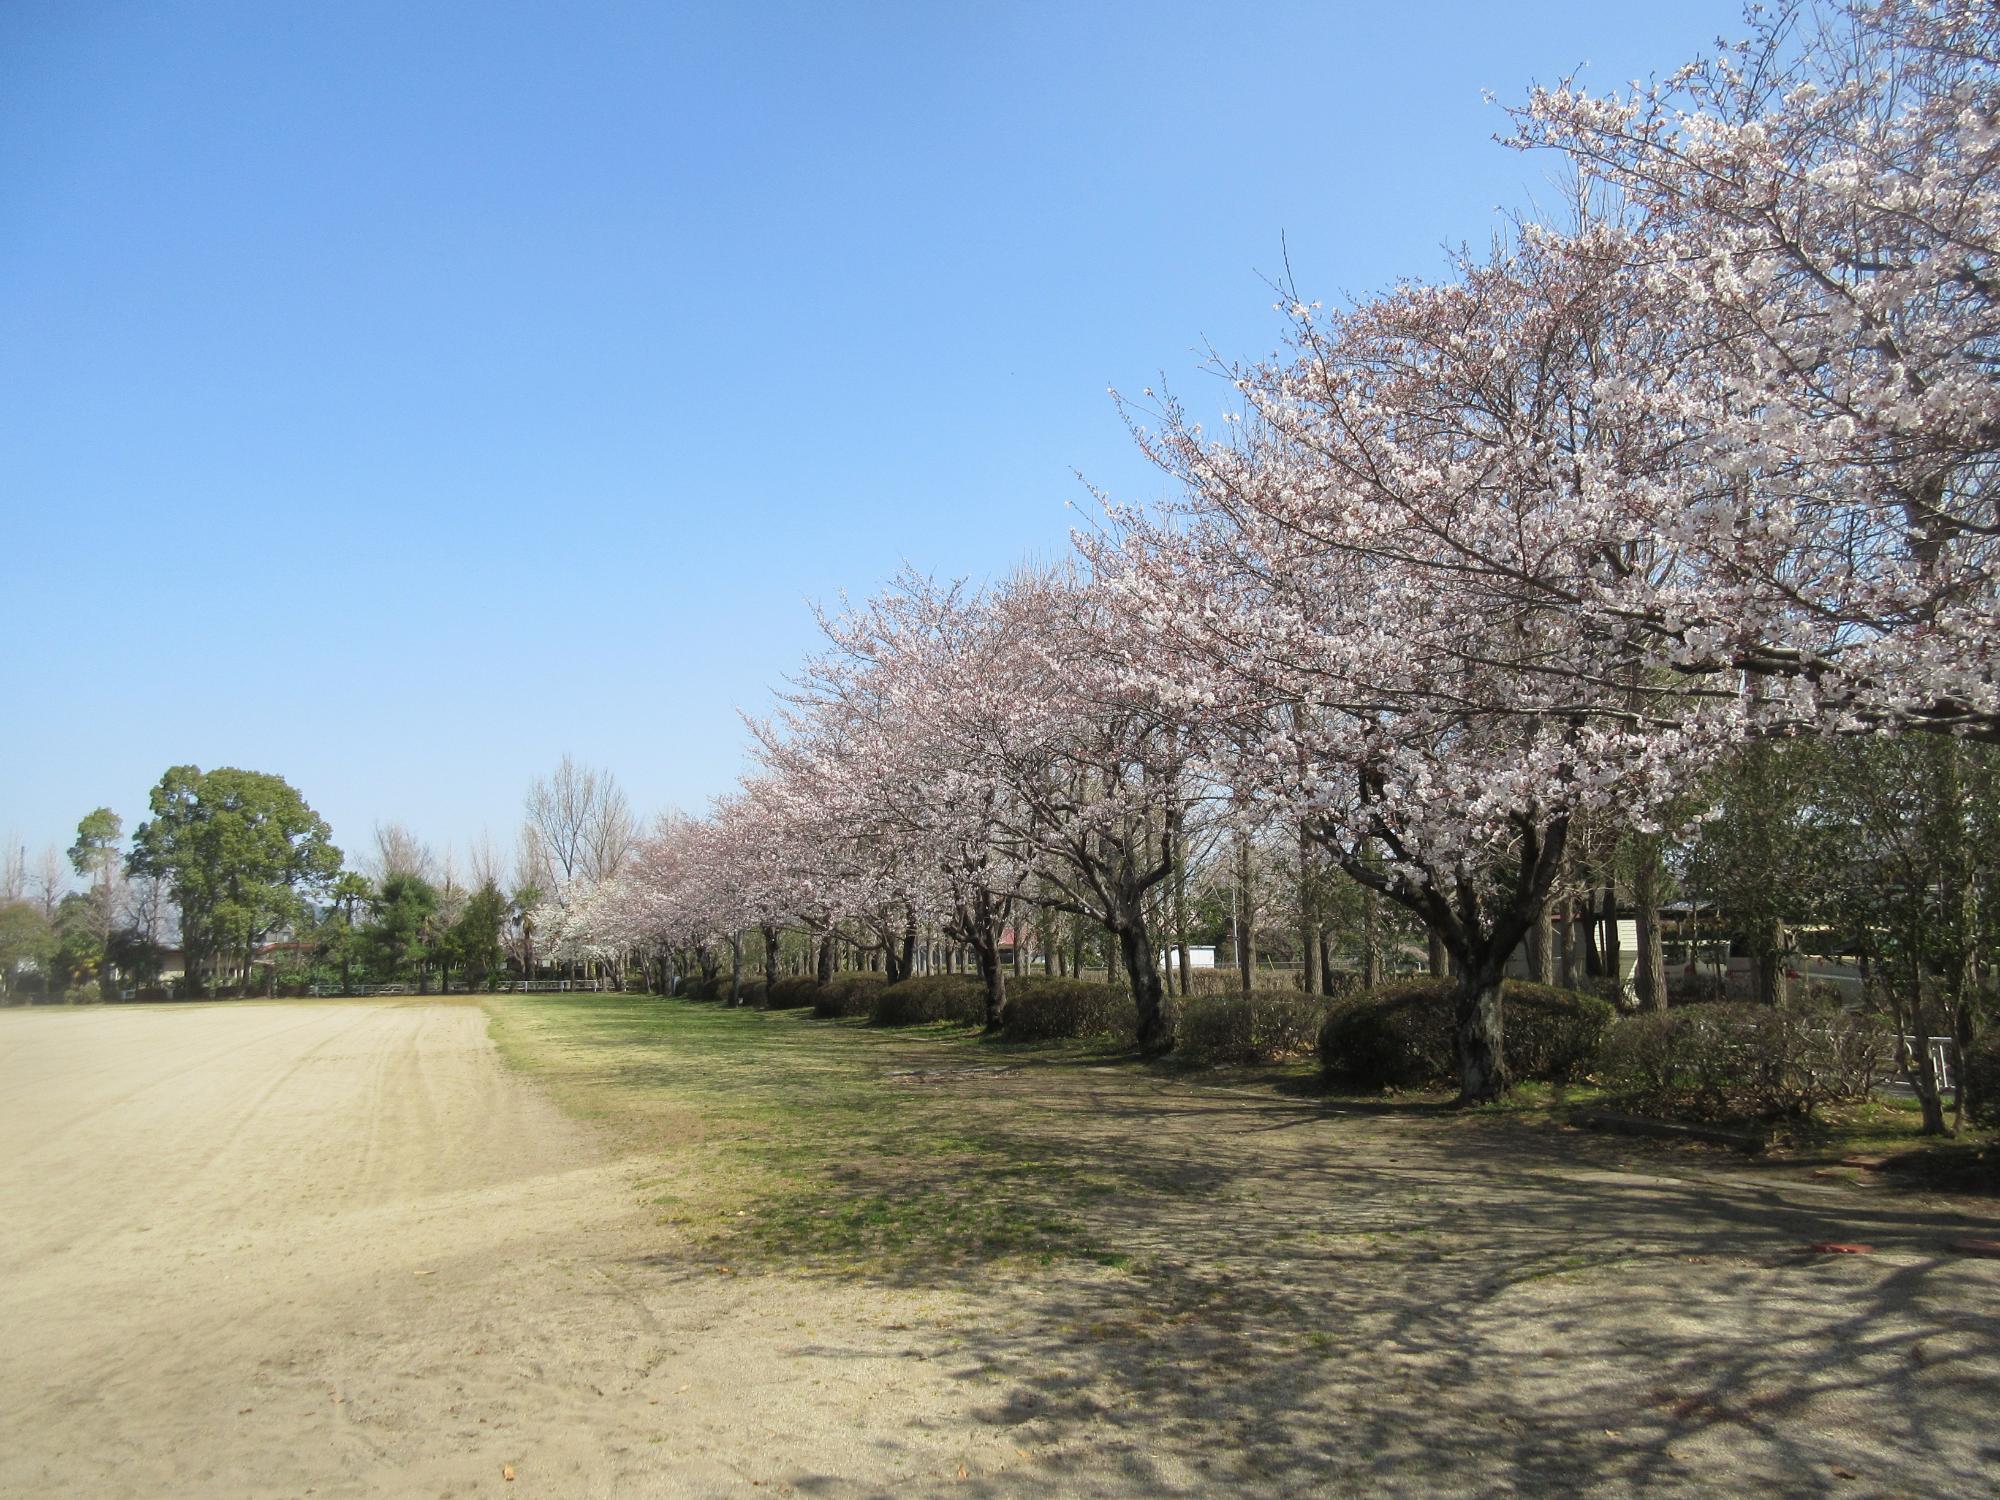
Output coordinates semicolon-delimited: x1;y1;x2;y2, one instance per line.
1633;838;1667;1010
816;935;834;983
1453;963;1508;1102
762;923;780;992
1428;928;1449;979
1297;822;1318;996
1236;833;1254;996
1599;883;1621;997
1362;887;1382;989
1117;918;1168;1051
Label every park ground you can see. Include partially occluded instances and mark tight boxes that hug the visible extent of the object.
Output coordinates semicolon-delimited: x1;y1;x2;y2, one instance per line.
1;997;1997;1498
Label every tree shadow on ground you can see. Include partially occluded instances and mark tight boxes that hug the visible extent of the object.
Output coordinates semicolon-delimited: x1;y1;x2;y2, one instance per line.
524;998;2000;1495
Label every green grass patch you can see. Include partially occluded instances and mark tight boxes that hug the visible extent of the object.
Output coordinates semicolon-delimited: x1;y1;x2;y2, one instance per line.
485;993;1109;1272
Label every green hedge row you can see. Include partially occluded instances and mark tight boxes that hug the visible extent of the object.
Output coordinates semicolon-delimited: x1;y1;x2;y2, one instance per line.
1318;979;1615;1089
997;978;1137;1040
1596;1003;1890;1121
1173;993;1338;1064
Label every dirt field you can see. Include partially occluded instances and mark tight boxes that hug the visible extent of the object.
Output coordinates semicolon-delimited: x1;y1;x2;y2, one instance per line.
3;998;1997;1498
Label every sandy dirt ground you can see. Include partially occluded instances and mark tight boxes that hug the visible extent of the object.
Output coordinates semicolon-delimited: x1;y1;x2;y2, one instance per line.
3;999;1998;1498
0;1002;995;1499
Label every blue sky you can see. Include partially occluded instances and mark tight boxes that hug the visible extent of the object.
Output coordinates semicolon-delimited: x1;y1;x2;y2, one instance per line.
0;0;1744;880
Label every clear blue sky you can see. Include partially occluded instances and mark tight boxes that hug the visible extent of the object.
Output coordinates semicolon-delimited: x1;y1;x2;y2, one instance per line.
1;0;1744;880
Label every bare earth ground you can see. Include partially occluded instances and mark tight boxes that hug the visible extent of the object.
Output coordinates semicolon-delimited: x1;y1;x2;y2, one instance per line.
2;998;1997;1499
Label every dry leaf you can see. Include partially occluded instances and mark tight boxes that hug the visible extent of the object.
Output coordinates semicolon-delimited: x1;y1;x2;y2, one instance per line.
956;1466;968;1480
503;1464;516;1481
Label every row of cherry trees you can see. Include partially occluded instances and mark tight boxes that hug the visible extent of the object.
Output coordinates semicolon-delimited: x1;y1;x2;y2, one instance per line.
539;2;1997;1101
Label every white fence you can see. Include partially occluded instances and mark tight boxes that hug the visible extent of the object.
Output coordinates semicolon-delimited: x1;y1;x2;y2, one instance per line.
1899;1035;1957;1090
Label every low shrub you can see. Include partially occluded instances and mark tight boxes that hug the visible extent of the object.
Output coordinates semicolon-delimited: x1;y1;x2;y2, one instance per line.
763;975;821;1010
999;978;1138;1041
678;975;723;1001
1596;1003;1891;1122
870;974;986;1027
1174;993;1337;1064
737;979;769;1009
1318;979;1615;1089
813;971;887;1019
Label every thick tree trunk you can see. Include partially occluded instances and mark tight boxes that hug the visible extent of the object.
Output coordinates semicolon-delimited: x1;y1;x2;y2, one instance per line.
1453;965;1509;1103
762;923;780;992
1527;905;1552;982
975;933;1006;1032
1117;918;1168;1051
1428;928;1449;979
1633;840;1667;1010
816;935;834;983
1754;918;1790;1007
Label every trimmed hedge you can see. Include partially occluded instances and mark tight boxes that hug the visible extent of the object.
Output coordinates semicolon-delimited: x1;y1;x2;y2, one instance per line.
1173;993;1338;1064
679;974;724;1001
1597;1003;1891;1122
870;974;986;1027
763;975;821;1010
1318;979;1615;1089
813;971;887;1019
999;978;1138;1041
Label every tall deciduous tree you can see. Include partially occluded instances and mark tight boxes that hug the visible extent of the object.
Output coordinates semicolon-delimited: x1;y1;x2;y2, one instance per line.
127;766;342;996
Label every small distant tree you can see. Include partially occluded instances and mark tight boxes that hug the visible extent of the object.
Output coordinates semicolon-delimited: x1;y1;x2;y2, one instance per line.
444;881;509;991
364;873;439;990
0;901;57;999
68;809;124;999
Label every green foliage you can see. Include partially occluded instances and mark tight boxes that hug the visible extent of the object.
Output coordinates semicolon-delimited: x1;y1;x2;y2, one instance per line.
1318;980;1614;1089
737;978;770;1008
443;880;509;989
869;974;985;1027
1964;1031;2000;1129
763;976;821;1010
127;765;341;990
52;892;104;992
998;978;1137;1041
1596;1004;1891;1122
364;872;439;981
68;807;122;884
679;974;724;1001
813;971;887;1018
1173;993;1337;1065
0;901;58;999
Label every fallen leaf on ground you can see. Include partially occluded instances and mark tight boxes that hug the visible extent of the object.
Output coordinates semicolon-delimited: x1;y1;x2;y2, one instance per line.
502;1464;516;1481
1808;1242;1873;1254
